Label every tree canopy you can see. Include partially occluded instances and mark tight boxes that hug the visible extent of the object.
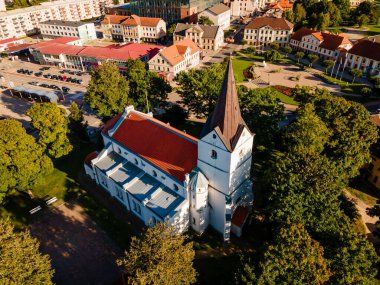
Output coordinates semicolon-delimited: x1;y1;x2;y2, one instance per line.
175;62;226;118
85;62;130;118
117;223;196;285
198;15;214;25
0;120;52;203
27;102;73;158
0;218;54;284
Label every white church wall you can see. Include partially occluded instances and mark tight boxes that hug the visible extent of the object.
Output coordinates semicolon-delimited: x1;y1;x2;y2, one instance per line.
207;186;227;234
168;200;190;233
84;164;95;179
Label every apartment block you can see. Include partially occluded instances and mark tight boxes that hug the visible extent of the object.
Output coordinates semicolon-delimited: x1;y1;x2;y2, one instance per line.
0;0;111;39
40;20;97;41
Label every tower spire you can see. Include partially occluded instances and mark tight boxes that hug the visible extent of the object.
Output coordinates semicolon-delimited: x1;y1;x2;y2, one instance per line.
201;57;247;151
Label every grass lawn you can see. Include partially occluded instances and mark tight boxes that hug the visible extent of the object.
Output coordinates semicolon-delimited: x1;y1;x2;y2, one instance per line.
319;73;368;95
347;186;379;207
232;57;255;83
273;89;299;105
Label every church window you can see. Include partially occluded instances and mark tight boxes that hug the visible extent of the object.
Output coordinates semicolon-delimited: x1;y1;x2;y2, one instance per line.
153;170;157;177
211;150;217;159
134;158;138;165
173;184;179;191
193;218;196;225
212;134;216;139
117;147;121;154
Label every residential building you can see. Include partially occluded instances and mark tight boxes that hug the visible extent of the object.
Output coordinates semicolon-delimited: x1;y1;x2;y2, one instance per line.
148;38;201;80
198;3;231;30
129;0;222;24
290;27;352;60
106;3;131;16
39;20;97;41
84;59;254;241
0;0;112;39
173;23;224;51
244;17;293;46
230;0;268;17
350;0;374;6
29;37;161;71
0;37;24;52
346;35;380;76
265;0;293;17
101;14;166;43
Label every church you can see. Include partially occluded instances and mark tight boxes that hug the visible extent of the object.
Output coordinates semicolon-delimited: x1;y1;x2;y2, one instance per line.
84;59;254;241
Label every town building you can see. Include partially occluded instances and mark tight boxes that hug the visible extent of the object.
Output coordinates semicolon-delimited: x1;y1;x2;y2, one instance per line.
346;35;380;76
0;37;24;52
230;0;268;17
105;3;131;16
148;38;201;80
290;27;352;60
129;0;222;24
29;37;161;71
198;3;231;30
244;17;293;46
265;0;293;17
84;59;254;241
101;14;166;43
0;0;112;39
39;20;97;41
350;0;374;6
173;23;224;51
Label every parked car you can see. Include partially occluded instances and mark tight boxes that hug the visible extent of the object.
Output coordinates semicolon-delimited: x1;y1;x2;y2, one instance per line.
34;72;43;77
62;86;70;92
40;83;49;88
51;75;58;80
29;81;39;86
0;85;7;89
39;67;50;71
43;73;51;78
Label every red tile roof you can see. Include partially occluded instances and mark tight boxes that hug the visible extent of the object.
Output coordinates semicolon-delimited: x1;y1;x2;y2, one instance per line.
349;38;380;61
4;43;32;53
231;206;249;227
85;151;98;166
291;27;317;41
102;113;122;135
101;15;129;25
102;14;162;27
110;111;198;182
319;32;350;51
30;37;80;50
0;37;22;45
246;17;293;30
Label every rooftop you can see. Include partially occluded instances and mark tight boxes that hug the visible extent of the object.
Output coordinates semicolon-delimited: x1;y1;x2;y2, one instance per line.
40;20;91;27
159;38;200;66
106;110;198;182
102;14;162;26
174;23;221;39
348;36;380;61
245;17;294;30
204;3;230;15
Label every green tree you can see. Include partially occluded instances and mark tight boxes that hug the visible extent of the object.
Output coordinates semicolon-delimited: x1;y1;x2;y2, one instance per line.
256;223;330;285
162;104;189;127
357;14;370;27
198;15;214;25
333;0;351;20
322;59;334;73
238;86;285;147
68;101;85;137
0;120;52;203
264;50;282;62
294;3;307;23
124;59;171;111
175;62;226;118
117;223;196;285
326;1;342;26
307;54;319;67
85;62;129;118
316;13;330;31
295;51;304;63
0;218;54;284
269;42;280;51
350;68;363;83
27;103;73;158
283;9;294;22
280;45;292;57
167;24;176;39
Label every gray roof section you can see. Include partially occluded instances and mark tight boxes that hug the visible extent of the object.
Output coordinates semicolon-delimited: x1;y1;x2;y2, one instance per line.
174;23;220;39
110;162;141;186
40;20;90;27
127;173;160;201
206;3;230;15
146;186;184;217
95;152;124;172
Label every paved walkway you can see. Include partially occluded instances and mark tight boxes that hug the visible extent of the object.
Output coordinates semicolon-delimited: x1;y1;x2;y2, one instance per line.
29;202;122;285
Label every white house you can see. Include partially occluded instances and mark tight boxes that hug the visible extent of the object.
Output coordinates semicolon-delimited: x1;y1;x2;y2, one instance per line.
101;14;166;43
230;0;267;17
346;35;380;76
148;38;201;80
39;20;97;41
244;17;293;46
290;27;352;60
173;23;224;51
84;59;254;241
198;3;231;30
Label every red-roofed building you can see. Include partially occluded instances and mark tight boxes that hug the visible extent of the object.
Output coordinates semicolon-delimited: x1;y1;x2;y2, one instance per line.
84;60;254;241
101;14;166;43
148;38;201;80
29;37;162;71
0;37;24;52
290;27;352;60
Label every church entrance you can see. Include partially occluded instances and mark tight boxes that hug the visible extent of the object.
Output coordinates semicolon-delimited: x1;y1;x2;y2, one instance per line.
231;206;249;238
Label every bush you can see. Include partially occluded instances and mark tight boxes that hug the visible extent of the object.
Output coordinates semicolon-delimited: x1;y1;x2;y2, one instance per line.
370;76;380;87
361;87;373;98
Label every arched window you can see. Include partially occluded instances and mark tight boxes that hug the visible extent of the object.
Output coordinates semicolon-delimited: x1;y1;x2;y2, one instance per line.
152;170;157;177
173;184;179;191
211;150;217;159
212;134;217;139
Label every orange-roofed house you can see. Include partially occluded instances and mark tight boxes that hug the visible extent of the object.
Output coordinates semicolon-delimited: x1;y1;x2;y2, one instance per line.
148;38;201;80
101;14;166;43
290;27;352;60
84;59;254;241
